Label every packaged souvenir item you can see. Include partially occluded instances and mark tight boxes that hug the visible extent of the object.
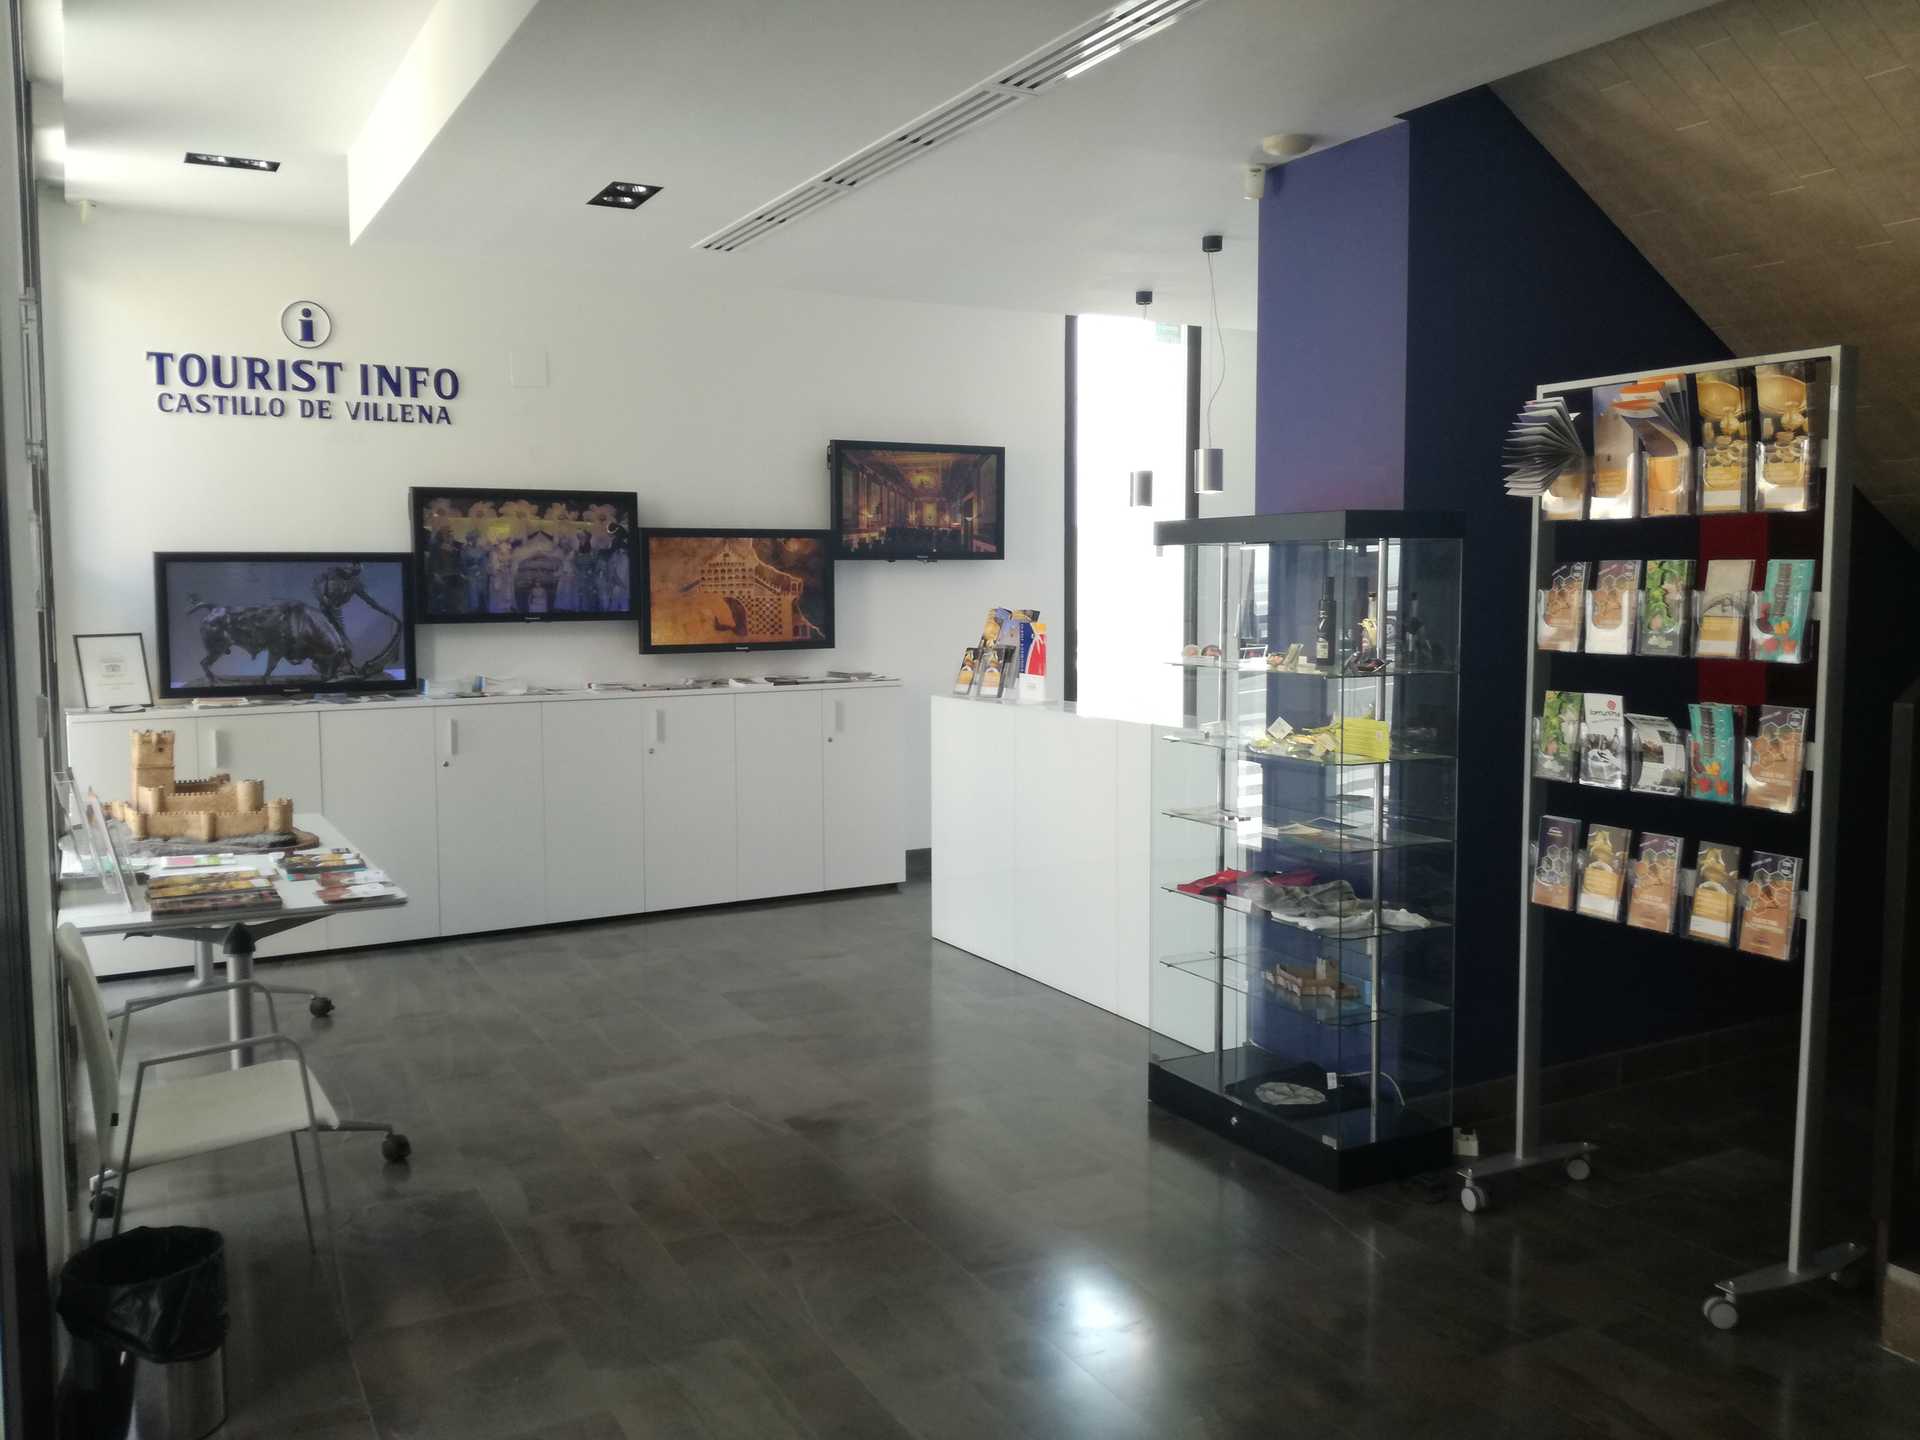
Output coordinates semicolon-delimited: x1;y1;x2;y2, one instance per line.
1531;815;1578;910
1686;842;1741;944
1749;558;1814;664
1742;704;1808;814
1576;823;1632;921
1537;562;1587;652
1754;361;1819;512
1533;691;1582;783
1687;702;1742;803
1637;559;1694;657
1612;373;1691;516
1589;384;1639;520
1585;560;1639;655
1737;851;1802;959
1626;833;1684;934
1694;367;1755;513
1579;693;1626;789
1626;713;1687;795
953;647;980;694
1695;558;1754;659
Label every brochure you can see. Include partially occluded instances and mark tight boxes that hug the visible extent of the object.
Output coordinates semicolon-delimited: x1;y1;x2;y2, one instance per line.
1637;559;1694;657
1585;560;1640;655
1694;367;1755;513
1503;395;1588;517
1687;842;1741;944
1695;558;1754;659
1533;691;1583;783
1537;562;1588;652
1750;558;1814;664
1531;815;1578;910
977;644;1016;700
1576;823;1632;921
1579;693;1627;789
1626;833;1684;934
1743;704;1809;815
1754;361;1818;512
1589;383;1639;520
1687;702;1742;803
952;647;980;694
1737;851;1802;960
1612;373;1692;516
1626;714;1687;796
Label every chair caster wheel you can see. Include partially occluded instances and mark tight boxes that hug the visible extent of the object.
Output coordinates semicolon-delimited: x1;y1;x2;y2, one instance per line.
1831;1262;1867;1293
1460;1183;1490;1214
89;1189;117;1219
381;1134;412;1164
309;996;335;1018
1702;1295;1739;1330
1565;1156;1592;1182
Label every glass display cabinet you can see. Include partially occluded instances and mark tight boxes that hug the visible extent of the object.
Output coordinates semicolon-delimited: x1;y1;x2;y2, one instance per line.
1147;511;1462;1189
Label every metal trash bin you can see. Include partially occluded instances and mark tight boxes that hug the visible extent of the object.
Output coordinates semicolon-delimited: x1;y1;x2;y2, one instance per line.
58;1227;228;1440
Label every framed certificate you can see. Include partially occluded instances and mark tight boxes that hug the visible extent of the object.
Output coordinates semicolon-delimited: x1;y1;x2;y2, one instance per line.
73;632;153;710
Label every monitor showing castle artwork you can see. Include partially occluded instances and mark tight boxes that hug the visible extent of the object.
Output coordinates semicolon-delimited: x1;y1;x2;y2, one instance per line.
153;552;416;698
829;440;1004;561
639;529;834;653
410;487;637;622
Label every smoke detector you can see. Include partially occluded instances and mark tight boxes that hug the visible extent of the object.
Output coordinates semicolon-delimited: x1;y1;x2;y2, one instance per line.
1262;133;1313;160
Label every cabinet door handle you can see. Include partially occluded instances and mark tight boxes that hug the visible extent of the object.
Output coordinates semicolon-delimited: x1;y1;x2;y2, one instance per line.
833;699;845;734
655;708;666;744
440;716;456;766
204;727;222;771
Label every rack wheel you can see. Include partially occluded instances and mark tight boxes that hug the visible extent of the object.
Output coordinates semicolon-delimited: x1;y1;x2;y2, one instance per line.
1460;1183;1490;1215
381;1133;412;1164
309;996;335;1018
1702;1295;1739;1330
1831;1262;1867;1293
88;1188;117;1219
1565;1156;1592;1183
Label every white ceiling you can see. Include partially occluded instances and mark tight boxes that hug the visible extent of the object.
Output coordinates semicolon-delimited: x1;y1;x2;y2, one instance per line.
37;0;1714;326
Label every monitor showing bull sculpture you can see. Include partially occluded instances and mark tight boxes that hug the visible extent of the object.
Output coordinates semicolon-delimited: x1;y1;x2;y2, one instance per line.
410;487;637;623
154;552;416;698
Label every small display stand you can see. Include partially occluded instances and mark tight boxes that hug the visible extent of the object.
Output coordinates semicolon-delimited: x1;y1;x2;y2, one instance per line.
1147;511;1462;1190
1472;345;1860;1330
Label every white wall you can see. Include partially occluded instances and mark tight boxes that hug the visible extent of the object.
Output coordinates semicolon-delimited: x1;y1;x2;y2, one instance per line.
41;202;1071;848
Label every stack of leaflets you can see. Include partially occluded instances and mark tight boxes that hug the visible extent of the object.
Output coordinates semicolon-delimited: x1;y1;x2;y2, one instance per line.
1575;823;1632;921
1637;560;1694;656
1584;561;1639;655
145;872;281;918
1537;563;1587;652
1611;373;1693;516
315;872;399;906
1695;368;1755;513
1754;362;1818;512
1737;852;1802;959
1687;702;1743;803
1626;833;1684;934
1503;397;1587;517
1695;559;1754;659
1532;691;1582;782
1579;694;1626;789
1626;714;1687;795
1743;705;1809;814
1749;559;1814;664
1687;842;1741;944
278;848;368;881
1531;816;1578;910
152;852;243;871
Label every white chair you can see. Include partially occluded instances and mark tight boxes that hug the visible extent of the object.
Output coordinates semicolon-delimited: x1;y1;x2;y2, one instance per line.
60;923;351;1256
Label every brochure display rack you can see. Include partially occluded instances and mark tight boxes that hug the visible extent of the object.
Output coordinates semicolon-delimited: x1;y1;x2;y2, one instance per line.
1470;346;1857;1330
1147;512;1462;1190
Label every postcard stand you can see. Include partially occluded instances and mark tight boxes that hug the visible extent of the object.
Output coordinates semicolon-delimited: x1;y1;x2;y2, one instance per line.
1464;345;1858;1332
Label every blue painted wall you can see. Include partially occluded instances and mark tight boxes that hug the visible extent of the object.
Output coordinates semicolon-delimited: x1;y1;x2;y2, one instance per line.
1254;124;1409;514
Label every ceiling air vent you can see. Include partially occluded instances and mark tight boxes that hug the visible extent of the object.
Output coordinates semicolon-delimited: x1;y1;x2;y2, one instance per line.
694;0;1215;254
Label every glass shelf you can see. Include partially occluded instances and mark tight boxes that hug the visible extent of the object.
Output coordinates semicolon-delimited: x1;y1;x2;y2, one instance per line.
1161;883;1454;940
1169;658;1458;679
1161;730;1455;766
1160;806;1454;857
1158;949;1454;1026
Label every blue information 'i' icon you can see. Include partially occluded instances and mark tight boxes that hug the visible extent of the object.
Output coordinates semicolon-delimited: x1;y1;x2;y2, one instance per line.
298;307;315;344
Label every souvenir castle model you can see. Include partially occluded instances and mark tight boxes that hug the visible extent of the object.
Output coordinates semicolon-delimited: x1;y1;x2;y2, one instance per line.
109;729;294;841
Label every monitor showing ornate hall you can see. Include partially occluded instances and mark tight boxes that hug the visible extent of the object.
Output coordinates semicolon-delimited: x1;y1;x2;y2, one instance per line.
829;440;1004;561
410;487;637;623
639;528;834;653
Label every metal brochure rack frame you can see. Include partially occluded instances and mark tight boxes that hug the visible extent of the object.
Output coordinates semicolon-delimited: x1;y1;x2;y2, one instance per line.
1458;345;1858;1330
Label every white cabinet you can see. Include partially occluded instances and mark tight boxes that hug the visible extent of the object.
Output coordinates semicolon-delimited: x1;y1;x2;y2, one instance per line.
823;685;905;890
321;707;441;949
434;703;546;936
643;694;737;911
543;699;647;923
930;698;1010;963
735;691;824;902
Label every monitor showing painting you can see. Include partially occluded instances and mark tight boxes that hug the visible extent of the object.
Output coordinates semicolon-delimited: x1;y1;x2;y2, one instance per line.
830;441;1004;560
411;487;637;622
640;529;834;652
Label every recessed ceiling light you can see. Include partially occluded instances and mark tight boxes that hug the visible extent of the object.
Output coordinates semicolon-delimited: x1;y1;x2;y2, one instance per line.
184;152;279;172
589;181;661;211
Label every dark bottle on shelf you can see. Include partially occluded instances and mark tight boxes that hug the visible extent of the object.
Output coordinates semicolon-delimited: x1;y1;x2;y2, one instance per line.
1313;577;1335;663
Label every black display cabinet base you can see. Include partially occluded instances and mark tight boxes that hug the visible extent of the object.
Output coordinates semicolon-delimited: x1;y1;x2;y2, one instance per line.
1150;1053;1452;1191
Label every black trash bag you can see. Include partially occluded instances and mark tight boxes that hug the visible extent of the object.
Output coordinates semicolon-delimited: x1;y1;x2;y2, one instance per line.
58;1227;228;1363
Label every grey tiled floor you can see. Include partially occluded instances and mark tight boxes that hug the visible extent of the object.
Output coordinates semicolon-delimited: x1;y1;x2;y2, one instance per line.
85;880;1919;1439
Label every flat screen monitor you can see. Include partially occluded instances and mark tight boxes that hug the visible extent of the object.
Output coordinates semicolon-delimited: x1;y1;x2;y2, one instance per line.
639;529;833;653
829;439;1004;561
153;552;416;698
409;486;637;623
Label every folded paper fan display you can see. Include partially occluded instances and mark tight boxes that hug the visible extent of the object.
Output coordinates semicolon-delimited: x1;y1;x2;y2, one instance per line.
1503;396;1587;498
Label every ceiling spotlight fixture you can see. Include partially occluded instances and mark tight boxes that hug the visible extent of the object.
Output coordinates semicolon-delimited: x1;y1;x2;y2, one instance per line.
589;181;662;211
1195;233;1226;495
184;152;278;172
